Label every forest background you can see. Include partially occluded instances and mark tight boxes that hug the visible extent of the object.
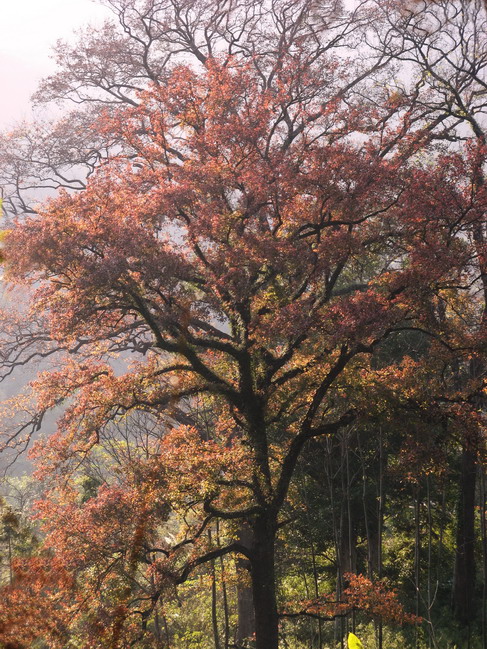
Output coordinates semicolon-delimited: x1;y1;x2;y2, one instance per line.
0;1;486;648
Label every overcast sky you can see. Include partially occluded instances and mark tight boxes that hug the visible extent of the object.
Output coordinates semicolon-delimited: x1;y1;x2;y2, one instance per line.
0;0;112;126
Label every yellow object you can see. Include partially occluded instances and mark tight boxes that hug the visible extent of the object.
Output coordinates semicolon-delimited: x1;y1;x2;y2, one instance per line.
348;633;363;649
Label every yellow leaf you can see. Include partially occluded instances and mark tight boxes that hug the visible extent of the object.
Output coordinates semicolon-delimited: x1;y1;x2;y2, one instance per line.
348;633;363;649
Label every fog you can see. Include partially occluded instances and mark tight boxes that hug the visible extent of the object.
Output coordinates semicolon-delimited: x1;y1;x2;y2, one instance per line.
0;0;111;126
0;2;113;474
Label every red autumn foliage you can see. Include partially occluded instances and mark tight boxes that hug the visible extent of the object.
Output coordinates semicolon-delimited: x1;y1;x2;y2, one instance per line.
286;573;421;626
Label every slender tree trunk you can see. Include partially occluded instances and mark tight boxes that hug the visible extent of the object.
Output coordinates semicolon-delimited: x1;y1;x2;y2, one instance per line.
251;517;279;649
150;570;165;648
215;520;230;649
339;438;349;641
208;530;221;649
357;431;374;580
325;437;342;649
481;470;487;649
153;607;165;649
414;486;421;649
310;539;323;648
377;429;384;649
453;445;477;626
162;610;171;649
220;556;230;649
303;571;314;646
236;526;255;647
210;555;221;649
7;531;12;586
426;476;438;649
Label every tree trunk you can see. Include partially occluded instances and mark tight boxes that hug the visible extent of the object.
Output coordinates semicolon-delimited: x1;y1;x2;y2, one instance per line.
453;445;477;626
310;539;323;648
481;470;487;649
377;430;384;649
215;520;230;649
211;560;221;649
237;575;255;647
414;487;421;648
220;556;230;649
236;526;255;647
251;518;279;649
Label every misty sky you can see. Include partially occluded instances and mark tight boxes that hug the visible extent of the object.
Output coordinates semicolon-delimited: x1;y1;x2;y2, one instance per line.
0;0;112;126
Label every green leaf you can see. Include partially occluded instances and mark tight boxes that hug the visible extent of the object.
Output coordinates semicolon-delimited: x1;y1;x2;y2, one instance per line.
348;633;363;649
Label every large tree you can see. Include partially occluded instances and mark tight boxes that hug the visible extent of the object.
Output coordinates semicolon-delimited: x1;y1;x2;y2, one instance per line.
1;52;485;648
